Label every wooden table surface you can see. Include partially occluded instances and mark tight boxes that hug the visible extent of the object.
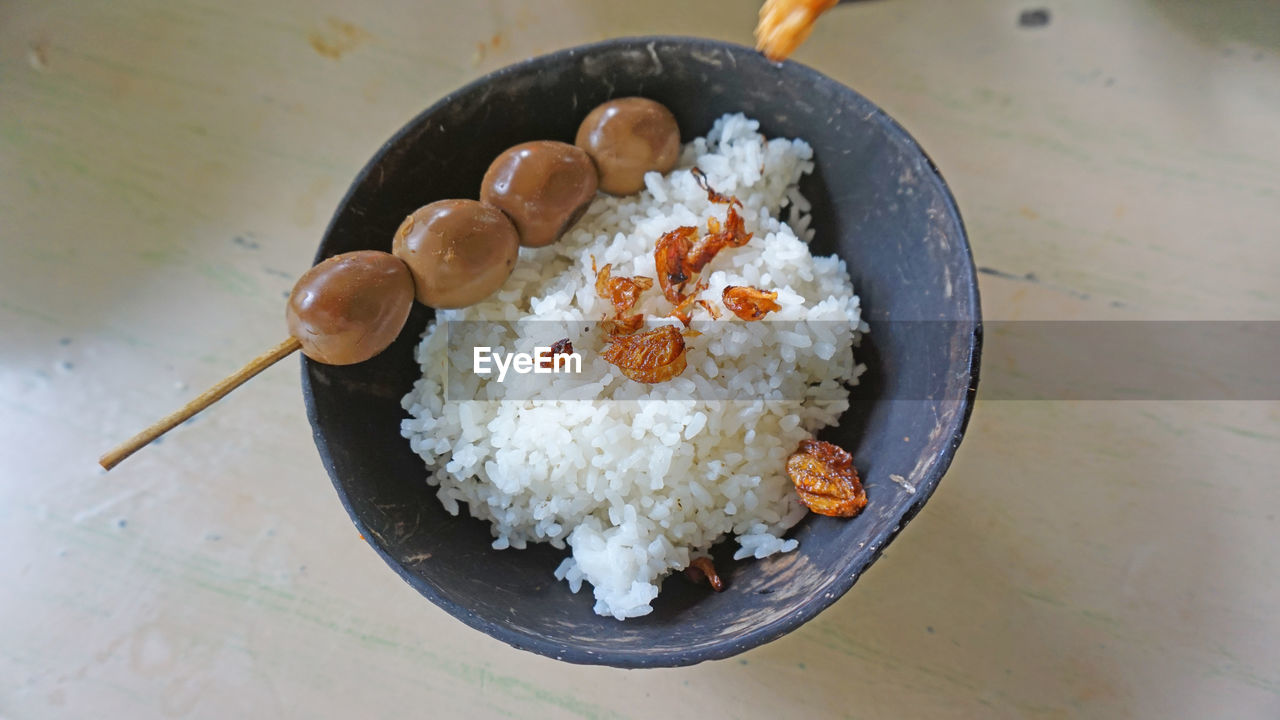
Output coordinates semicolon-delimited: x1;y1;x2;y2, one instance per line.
3;0;1278;717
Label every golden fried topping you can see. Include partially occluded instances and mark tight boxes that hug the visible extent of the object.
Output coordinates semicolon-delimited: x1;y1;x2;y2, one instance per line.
685;556;726;592
535;338;575;371
655;225;699;304
601;312;646;336
754;0;840;62
667;278;709;327
786;439;867;517
685;205;752;271
601;325;688;383
691;167;740;207
544;338;574;359
722;285;782;321
696;299;722;320
654;172;754;306
595;263;655;315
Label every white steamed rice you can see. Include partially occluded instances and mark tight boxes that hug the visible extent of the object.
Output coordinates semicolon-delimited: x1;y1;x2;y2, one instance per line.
400;113;867;619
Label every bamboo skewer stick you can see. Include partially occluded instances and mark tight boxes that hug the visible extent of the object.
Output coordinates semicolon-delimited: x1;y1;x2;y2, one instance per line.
99;336;303;471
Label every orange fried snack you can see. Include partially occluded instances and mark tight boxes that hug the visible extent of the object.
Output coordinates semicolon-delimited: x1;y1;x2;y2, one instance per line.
601;325;688;383
536;338;575;369
655;225;700;304
691;167;738;206
755;0;840;62
667;278;709;327
654;171;754;306
685;556;726;592
601;313;645;336
785;439;867;517
595;263;654;315
686;205;752;270
722;285;782;321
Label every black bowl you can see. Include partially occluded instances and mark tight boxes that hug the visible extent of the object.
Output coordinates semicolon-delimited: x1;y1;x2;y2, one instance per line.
303;36;981;668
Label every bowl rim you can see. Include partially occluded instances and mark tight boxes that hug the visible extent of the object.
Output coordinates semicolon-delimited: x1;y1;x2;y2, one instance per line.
303;34;983;668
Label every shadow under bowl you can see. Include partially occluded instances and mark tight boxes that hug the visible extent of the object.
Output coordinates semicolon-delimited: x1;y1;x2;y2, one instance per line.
303;36;981;668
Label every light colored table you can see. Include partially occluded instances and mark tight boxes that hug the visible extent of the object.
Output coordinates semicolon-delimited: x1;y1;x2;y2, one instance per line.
3;1;1278;717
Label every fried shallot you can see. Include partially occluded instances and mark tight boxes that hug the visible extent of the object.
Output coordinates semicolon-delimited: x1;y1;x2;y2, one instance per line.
653;172;754;305
696;299;722;319
601;325;688;383
595;262;654;315
654;225;699;303
667;279;709;327
722;285;782;321
535;338;575;371
785;439;867;517
601;313;645;336
685;556;726;592
685;204;752;270
691;167;740;206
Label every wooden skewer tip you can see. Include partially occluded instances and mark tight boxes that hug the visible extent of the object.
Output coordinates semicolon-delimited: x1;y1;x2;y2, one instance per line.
98;337;302;471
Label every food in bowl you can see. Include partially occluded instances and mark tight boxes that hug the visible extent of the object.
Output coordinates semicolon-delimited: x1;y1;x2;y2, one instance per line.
106;37;979;665
400;112;868;619
100;89;873;621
